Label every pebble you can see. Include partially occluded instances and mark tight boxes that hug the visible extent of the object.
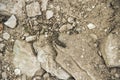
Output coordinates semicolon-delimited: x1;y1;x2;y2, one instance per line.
0;43;5;52
46;10;54;19
87;23;96;29
41;0;48;11
3;32;10;40
115;73;119;78
26;2;41;17
59;24;73;32
67;17;75;23
43;73;50;80
2;72;7;79
25;35;36;42
4;15;17;28
59;25;67;32
23;33;29;37
35;69;45;76
66;23;73;30
14;68;21;75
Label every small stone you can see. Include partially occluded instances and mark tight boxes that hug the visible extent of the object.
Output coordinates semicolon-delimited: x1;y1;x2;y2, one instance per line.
67;17;75;23
4;15;17;28
34;69;45;76
59;25;67;32
76;27;81;33
0;43;5;52
59;24;73;32
33;21;38;26
46;10;54;19
0;3;6;11
115;73;119;78
87;23;96;29
23;33;29;37
25;35;36;42
66;23;73;30
41;0;48;11
3;32;10;40
26;2;41;17
14;68;21;75
2;72;7;79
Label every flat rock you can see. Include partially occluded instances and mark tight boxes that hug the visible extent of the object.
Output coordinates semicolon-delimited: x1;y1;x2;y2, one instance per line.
101;32;120;67
11;0;26;20
46;10;54;19
55;34;110;80
4;15;17;28
0;0;26;19
26;2;41;17
13;40;40;77
33;35;70;79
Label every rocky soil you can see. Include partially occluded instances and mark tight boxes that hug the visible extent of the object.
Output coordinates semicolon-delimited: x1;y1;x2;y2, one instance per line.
0;0;120;80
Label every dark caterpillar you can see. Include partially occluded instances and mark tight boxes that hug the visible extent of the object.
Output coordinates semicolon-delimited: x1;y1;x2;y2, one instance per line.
47;31;66;48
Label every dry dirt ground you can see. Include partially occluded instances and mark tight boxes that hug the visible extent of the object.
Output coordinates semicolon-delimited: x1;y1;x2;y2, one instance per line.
0;0;120;80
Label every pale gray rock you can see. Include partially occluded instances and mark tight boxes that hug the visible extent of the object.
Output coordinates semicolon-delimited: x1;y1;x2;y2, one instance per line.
55;34;110;80
3;32;10;40
101;33;120;67
0;43;5;52
14;68;21;76
13;40;40;77
33;35;70;79
11;0;26;20
0;0;26;20
59;24;73;32
46;10;54;19
41;0;48;11
4;15;17;28
87;23;96;29
26;2;41;17
67;17;75;23
25;35;36;42
2;72;7;79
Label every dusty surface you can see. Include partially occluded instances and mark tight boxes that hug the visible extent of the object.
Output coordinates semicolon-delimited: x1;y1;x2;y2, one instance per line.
0;0;120;80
